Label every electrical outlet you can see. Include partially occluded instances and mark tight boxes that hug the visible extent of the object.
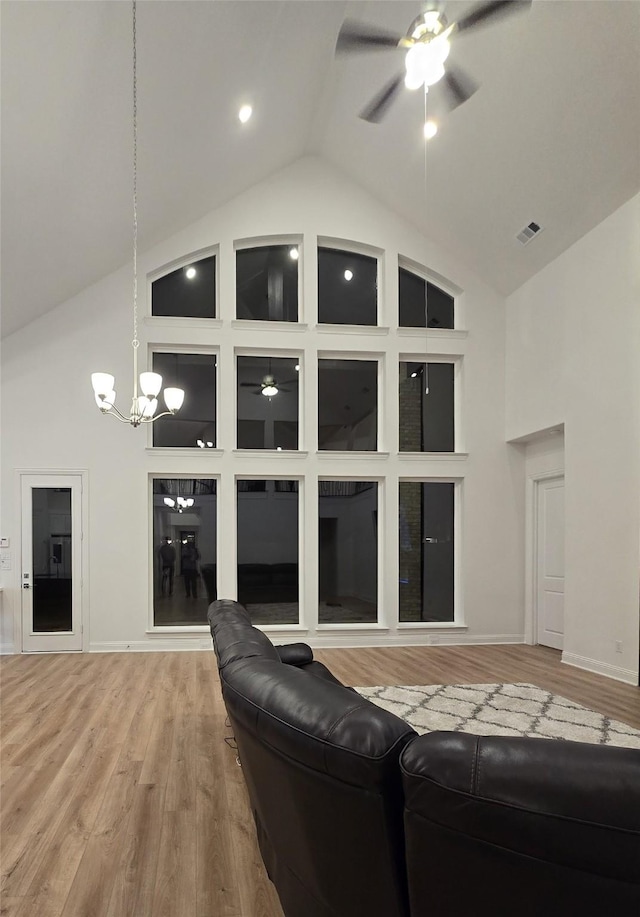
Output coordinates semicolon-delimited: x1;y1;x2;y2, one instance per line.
615;640;623;653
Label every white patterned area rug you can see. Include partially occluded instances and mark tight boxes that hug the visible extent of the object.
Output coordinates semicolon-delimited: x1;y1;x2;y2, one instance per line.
355;683;640;748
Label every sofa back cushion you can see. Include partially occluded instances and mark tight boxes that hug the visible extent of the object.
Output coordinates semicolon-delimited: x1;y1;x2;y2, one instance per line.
401;732;640;916
208;598;280;669
222;659;415;917
208;600;415;917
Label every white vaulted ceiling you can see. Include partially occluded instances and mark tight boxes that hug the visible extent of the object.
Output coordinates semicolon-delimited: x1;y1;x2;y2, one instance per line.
2;0;639;338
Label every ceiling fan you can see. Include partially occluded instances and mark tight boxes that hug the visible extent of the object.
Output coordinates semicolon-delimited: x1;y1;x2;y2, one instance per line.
239;366;299;398
335;0;532;124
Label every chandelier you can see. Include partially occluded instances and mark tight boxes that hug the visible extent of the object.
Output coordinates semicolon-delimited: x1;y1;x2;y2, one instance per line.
163;497;194;513
91;0;184;426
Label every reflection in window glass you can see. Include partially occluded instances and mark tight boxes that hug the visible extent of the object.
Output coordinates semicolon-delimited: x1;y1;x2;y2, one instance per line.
32;488;72;632
399;362;454;452
236;246;298;321
399;482;454;622
152;353;216;448
152;255;216;318
237;480;299;624
319;481;377;623
153;479;217;625
237;356;299;449
399;268;454;329
318;248;377;325
318;359;377;451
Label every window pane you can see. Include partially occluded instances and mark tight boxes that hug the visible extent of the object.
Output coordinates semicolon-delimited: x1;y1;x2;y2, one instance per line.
152;353;216;448
399;482;454;622
153;479;217;625
318;248;377;325
318;359;377;451
237;480;299;624
236;246;298;321
237;356;299;449
398;268;454;329
319;482;377;623
399;362;454;452
152;255;216;318
32;488;72;632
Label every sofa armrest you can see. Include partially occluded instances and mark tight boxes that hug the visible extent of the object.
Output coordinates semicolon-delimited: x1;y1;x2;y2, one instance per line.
276;642;314;667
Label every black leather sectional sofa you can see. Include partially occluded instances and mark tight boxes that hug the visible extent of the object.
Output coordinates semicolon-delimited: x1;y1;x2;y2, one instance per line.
207;599;640;917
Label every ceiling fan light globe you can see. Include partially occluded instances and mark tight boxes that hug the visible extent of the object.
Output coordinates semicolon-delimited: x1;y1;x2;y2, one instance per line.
423;60;445;87
430;35;450;65
404;72;424;90
261;385;278;397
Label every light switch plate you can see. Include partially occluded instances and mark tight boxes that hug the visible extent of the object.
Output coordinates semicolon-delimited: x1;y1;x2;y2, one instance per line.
0;537;9;549
0;552;12;571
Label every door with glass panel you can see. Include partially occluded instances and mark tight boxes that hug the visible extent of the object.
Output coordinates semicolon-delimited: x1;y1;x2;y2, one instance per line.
21;475;83;652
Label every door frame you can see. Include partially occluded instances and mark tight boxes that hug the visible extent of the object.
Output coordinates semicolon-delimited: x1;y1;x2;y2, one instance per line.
16;468;89;653
525;469;564;647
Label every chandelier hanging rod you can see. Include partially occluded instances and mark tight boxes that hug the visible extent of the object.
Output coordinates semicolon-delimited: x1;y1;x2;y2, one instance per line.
91;0;185;427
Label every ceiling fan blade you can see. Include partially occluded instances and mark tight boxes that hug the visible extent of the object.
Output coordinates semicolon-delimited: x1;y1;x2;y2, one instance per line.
239;382;260;387
440;65;479;111
336;20;405;54
359;73;405;124
455;0;531;35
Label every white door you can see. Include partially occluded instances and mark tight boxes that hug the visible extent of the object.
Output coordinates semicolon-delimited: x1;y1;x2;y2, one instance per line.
536;475;564;650
21;474;83;652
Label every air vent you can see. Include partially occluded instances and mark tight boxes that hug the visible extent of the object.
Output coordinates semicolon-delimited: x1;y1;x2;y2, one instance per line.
516;221;543;245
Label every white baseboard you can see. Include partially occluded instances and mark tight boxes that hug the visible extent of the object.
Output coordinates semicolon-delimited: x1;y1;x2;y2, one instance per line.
90;639;213;653
278;632;524;650
90;632;525;653
562;652;638;686
0;642;15;655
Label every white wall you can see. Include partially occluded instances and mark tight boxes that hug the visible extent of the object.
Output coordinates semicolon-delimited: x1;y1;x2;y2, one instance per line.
506;193;640;683
1;155;523;651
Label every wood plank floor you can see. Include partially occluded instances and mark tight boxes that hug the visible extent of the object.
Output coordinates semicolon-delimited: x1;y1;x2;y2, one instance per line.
1;645;638;917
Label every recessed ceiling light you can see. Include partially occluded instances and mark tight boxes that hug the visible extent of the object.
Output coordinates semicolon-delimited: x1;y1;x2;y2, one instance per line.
238;104;252;123
184;266;197;279
289;247;299;260
423;120;438;140
344;269;353;281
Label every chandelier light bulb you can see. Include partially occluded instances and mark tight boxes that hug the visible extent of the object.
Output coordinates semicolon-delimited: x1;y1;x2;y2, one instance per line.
140;371;162;398
163;497;175;508
164;387;185;412
91;372;115;397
